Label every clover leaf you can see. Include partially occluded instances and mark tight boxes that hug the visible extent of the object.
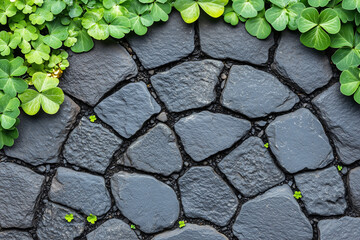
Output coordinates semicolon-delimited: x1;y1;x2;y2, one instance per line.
66;19;94;53
337;165;343;171
179;220;186;228
29;1;54;25
339;67;360;103
232;0;264;19
298;8;341;50
0;119;19;149
0;57;28;97
0;31;21;56
293;191;302;199
246;10;272;39
12;20;39;54
89;115;96;122
25;38;51;64
15;0;43;14
308;0;330;8
48;0;68;15
0;93;21;130
43;19;69;49
65;213;74;222
0;0;17;25
264;142;269;148
342;0;360;13
87;214;97;224
130;224;136;229
18;72;64;115
149;1;172;22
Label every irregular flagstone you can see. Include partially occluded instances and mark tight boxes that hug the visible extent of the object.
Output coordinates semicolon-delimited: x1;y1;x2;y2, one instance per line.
95;82;161;138
266;108;334;173
312;83;360;164
87;219;138;240
174;111;251;161
119;123;182;176
152;224;228;240
60;39;138;106
0;231;33;240
63;117;123;174
111;172;179;233
318;217;360;240
294;167;347;216
348;167;360;212
4;96;80;165
218;137;285;197
151;60;223;112
199;16;274;65
49;167;111;216
127;12;195;69
233;185;313;240
0;162;44;228
273;31;332;93
221;65;299;118
178;166;238;226
36;202;85;240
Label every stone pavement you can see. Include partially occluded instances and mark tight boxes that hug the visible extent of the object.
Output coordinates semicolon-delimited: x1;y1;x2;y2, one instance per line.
1;12;360;240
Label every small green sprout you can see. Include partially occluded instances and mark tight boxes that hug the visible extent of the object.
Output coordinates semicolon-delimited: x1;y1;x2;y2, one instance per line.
130;224;136;230
264;143;269;148
337;165;343;171
293;191;302;199
87;214;97;224
179;220;186;228
89;115;97;122
65;213;74;222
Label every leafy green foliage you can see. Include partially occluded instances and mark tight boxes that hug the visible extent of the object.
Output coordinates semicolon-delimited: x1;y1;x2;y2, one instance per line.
87;214;97;224
65;213;74;222
293;191;302;199
130;224;136;229
337;165;343;171
179;220;186;228
89;115;97;122
264;142;269;148
340;67;360;103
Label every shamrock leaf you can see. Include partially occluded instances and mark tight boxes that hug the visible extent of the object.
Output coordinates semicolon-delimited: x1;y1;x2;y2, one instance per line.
68;2;83;18
29;1;54;25
0;93;21;129
337;165;343;171
246;10;272;39
308;0;330;7
43;19;69;49
18;72;64;115
149;1;172;22
339;67;360;103
65;213;74;222
0;57;28;97
25;38;51;64
89;115;96;122
224;6;240;25
0;31;21;57
293;191;302;199
0;0;17;25
298;8;341;50
179;220;186;228
130;224;136;230
0;119;19;148
342;0;360;13
87;214;97;224
264;142;269;148
12;20;39;54
48;0;67;15
48;50;69;70
232;0;264;19
66;19;94;53
15;0;43;14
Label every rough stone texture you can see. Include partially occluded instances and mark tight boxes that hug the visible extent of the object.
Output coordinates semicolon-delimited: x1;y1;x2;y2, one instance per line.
4;96;80;165
273;31;333;93
36;202;84;240
348;167;360;212
178;166;238;226
49;167;111;216
294;167;347;216
87;219;138;240
199;16;274;65
0;231;33;240
63;117;123;174
313;83;360;164
221;65;298;118
111;172;179;233
152;224;228;240
0;162;44;228
318;217;360;240
151;60;223;112
119;123;182;176
174;111;251;161
233;185;313;240
60;39;138;106
127;12;195;69
218;137;285;197
266;108;334;173
95;82;161;138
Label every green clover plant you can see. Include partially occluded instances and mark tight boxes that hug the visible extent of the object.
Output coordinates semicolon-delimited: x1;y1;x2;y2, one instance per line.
87;214;97;224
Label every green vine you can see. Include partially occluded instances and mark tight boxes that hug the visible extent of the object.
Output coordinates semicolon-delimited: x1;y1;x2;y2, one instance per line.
0;0;359;149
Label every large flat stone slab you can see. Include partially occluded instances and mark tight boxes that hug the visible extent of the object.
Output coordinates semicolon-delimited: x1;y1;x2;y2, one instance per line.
127;12;195;69
174;111;251;161
266;108;333;173
312;83;360;165
95;82;161;138
151;60;223;112
348;167;360;212
0;162;44;228
318;217;360;240
233;185;313;240
4;96;80;165
87;219;138;240
61;39;138;106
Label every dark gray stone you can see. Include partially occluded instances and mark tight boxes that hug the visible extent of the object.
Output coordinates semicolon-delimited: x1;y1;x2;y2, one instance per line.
233;185;313;240
49;167;111;216
95;82;161;138
119;123;182;176
221;65;298;118
87;219;138;240
174;111;251;161
111;172;179;233
127;12;195;69
178;166;238;226
318;217;360;240
0;231;33;240
273;31;332;93
37;202;85;240
0;162;44;228
60;40;138;106
4;96;80;165
152;224;228;240
199;16;274;65
218;137;285;197
348;167;360;212
313;83;360;165
294;167;346;216
63;117;122;174
151;60;223;112
266;108;333;173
